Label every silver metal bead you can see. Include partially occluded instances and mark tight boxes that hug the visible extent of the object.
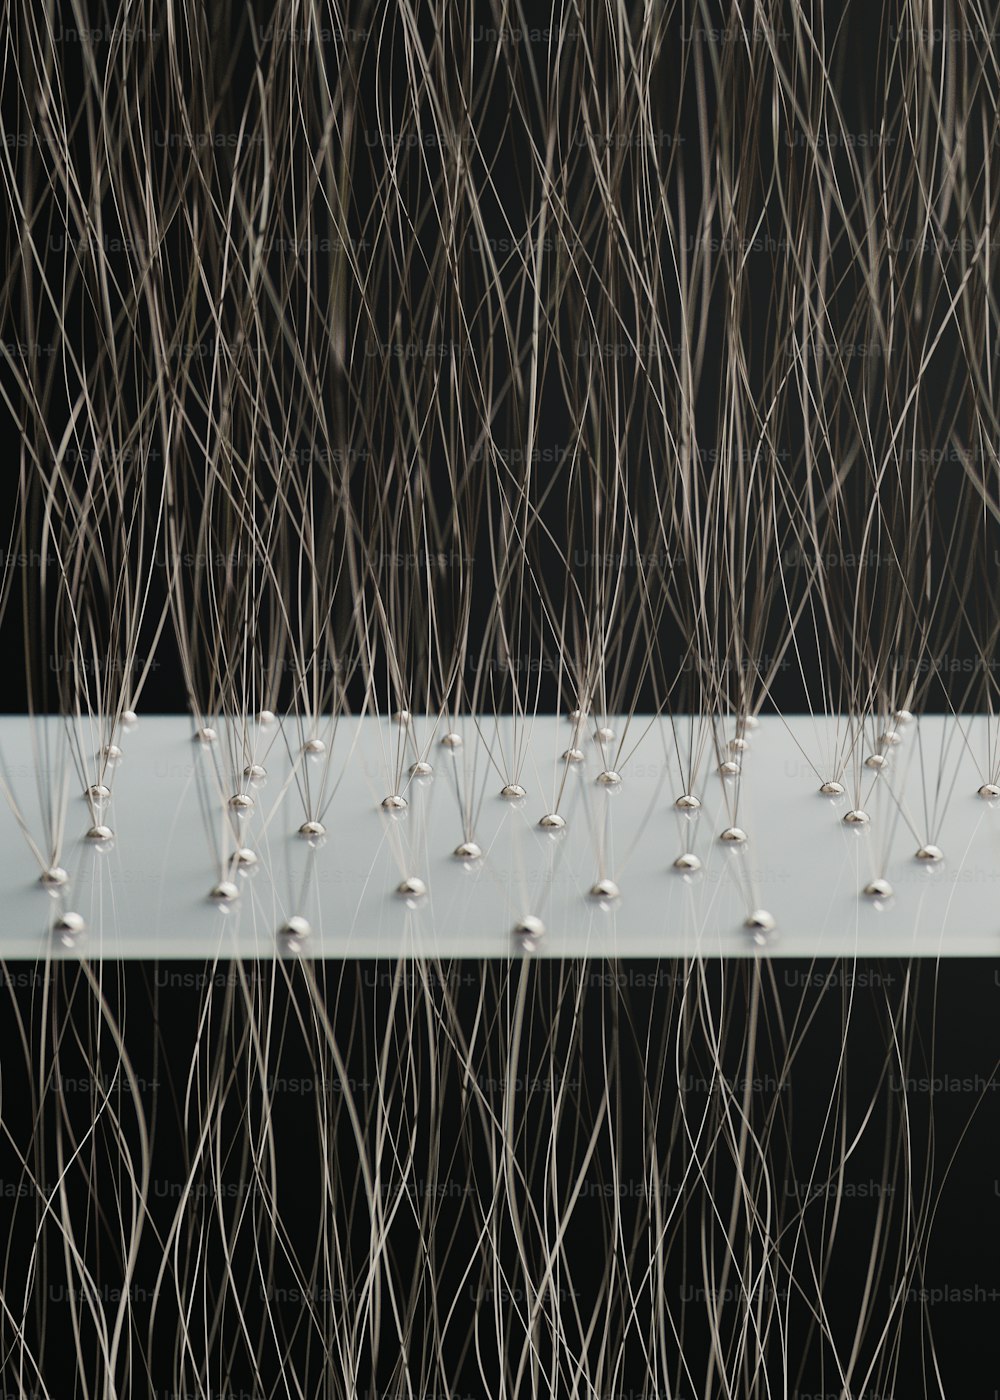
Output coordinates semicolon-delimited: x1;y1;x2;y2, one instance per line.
589;878;620;900
567;709;584;724
39;866;68;887
209;881;240;903
562;748;585;763
978;783;1000;800
730;737;748;752
514;915;545;940
121;710;139;728
258;709;276;725
843;810;869;825
743;715;760;730
86;784;111;803
278;915;312;947
673;853;701;872
819;781;845;796
298;820;326;839
719;760;740;776
675;794;701;810
893;709;914;725
745;909;775;933
381;794;408;810
54;911;86;939
865;754;888;770
102;744;123;762
880;730;901;746
229;792;255;811
915;844;943;862
500;784;526;800
232;847;258;868
303;738;326;755
85;825;114;843
397;876;427;898
195;727;217;744
394;709;411;726
593;727;615;744
244;763;267;781
538;812;566;829
720;827;748;844
454;841;482;860
864;878;893;898
440;731;463;749
596;770;621;786
409;760;433;778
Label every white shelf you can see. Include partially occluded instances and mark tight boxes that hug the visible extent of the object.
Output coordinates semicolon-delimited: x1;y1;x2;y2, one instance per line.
0;714;994;957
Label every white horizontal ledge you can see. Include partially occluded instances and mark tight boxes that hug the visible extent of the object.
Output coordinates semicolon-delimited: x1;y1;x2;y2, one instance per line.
0;713;995;958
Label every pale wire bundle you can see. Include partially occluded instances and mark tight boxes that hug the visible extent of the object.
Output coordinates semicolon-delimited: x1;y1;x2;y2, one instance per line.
0;0;998;1395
